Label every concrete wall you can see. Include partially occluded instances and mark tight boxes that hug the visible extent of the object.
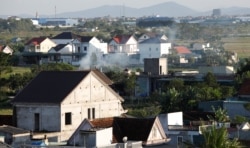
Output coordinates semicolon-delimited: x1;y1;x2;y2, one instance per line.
40;38;57;53
96;128;113;147
139;43;170;64
15;105;60;131
168;112;183;126
144;58;168;76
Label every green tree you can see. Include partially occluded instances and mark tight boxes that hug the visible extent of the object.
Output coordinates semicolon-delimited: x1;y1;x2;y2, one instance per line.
125;72;137;97
0;52;12;76
201;125;241;148
30;63;75;74
204;72;218;87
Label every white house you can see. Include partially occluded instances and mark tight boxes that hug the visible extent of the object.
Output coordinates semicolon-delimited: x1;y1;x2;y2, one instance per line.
24;37;56;53
72;36;107;54
47;44;73;64
0;45;14;55
12;70;126;142
139;38;171;63
108;35;138;55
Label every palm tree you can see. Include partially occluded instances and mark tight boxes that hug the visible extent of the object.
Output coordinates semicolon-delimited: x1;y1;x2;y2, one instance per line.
201;125;241;148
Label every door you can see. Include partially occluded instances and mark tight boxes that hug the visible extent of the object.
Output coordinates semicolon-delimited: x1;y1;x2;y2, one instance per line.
34;113;40;131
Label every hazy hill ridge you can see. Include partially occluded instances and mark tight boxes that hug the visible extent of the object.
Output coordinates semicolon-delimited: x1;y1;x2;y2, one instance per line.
1;2;250;18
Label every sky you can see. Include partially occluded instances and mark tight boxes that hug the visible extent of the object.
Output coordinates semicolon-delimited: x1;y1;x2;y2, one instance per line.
1;0;250;16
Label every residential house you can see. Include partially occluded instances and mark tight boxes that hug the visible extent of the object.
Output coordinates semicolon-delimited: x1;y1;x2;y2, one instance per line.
72;35;107;67
108;35;138;55
24;37;56;53
139;37;171;63
138;33;168;43
0;45;13;55
47;44;74;64
22;37;56;64
51;32;107;66
67;117;170;147
12;69;126;142
172;46;193;64
0;125;30;147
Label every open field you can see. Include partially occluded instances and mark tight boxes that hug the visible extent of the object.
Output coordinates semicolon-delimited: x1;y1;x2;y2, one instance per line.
0;108;12;115
222;37;250;58
0;66;30;79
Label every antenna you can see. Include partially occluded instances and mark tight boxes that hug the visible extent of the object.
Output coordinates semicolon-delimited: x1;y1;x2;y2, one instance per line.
55;5;57;18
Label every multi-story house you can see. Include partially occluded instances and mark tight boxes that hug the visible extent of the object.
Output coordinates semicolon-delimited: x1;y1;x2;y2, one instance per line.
24;37;56;53
138;37;171;63
108;35;138;55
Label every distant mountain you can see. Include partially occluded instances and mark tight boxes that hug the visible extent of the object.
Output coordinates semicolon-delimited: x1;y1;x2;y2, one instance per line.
56;2;199;18
2;2;250;19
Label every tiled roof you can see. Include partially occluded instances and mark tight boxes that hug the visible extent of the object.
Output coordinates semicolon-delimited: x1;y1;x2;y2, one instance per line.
90;117;114;128
112;35;132;44
174;46;192;54
51;32;79;39
239;78;250;95
53;44;68;52
25;37;47;45
140;37;168;44
0;125;30;135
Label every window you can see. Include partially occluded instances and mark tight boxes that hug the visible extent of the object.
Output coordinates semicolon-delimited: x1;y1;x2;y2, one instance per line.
84;46;87;51
65;112;72;125
92;108;95;119
156;48;158;51
87;108;95;119
88;108;91;119
78;47;81;53
149;48;151;51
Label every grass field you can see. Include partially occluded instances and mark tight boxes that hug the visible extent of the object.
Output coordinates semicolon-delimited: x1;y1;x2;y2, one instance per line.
222;37;250;58
0;108;12;115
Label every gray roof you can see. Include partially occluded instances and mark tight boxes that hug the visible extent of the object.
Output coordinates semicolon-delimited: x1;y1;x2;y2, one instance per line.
140;37;168;44
0;125;30;135
51;32;79;39
52;44;68;52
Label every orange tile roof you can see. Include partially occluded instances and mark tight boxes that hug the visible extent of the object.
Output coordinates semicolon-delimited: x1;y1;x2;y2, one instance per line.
90;117;114;128
113;35;132;44
174;46;192;54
